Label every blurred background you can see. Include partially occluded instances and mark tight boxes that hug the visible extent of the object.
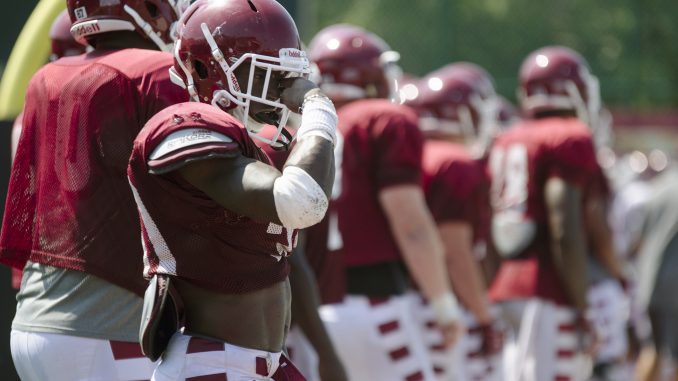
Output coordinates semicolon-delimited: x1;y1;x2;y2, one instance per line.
0;0;676;379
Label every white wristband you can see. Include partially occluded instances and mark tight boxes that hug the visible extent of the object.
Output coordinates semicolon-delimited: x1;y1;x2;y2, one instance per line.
430;292;460;325
297;94;337;145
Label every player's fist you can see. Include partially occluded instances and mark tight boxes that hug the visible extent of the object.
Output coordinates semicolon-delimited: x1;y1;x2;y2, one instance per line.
438;320;464;348
278;77;320;112
475;322;504;356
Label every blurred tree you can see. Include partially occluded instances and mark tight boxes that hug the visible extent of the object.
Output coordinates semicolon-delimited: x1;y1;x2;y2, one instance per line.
302;0;677;109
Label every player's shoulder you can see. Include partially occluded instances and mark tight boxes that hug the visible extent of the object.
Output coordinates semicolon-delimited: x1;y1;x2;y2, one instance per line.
137;103;248;172
138;103;243;147
423;140;472;165
339;98;417;122
98;49;174;79
143;102;242;136
497;117;591;146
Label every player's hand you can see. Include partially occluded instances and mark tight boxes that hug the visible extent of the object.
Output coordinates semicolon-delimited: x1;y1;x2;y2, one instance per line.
278;77;320;113
577;314;600;356
438;319;464;348
474;322;504;356
317;354;348;381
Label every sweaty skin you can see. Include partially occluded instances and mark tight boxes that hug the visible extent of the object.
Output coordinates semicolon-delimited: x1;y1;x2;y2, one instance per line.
173;76;334;352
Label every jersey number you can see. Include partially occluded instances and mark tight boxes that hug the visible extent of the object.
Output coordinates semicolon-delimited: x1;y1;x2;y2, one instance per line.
488;144;535;257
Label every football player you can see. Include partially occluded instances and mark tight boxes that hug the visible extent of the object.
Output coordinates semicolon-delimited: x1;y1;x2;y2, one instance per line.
518;46;630;380
308;24;463;381
257;126;348;381
127;0;335;379
487;46;605;381
1;1;188;380
408;63;505;381
9;8;87;290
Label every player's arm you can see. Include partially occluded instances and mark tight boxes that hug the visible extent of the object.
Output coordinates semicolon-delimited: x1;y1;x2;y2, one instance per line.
178;79;336;229
438;222;492;324
288;231;347;381
584;194;625;282
545;178;589;311
380;186;462;345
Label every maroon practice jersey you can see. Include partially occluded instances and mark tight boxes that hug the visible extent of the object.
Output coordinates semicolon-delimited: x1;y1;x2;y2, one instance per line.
128;103;295;294
487;117;599;305
333;99;424;267
0;49;186;295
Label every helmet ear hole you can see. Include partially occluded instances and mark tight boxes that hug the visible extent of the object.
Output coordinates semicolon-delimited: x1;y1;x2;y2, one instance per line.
193;60;209;80
144;1;160;18
247;0;259;12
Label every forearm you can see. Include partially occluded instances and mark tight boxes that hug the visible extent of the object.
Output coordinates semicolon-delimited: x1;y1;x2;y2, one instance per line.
440;223;491;323
288;244;339;359
586;198;624;279
283;90;337;197
285;136;335;197
546;178;589;311
556;236;589;311
380;188;452;301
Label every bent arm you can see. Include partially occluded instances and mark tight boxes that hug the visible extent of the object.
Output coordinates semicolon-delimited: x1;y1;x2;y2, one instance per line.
585;195;624;280
178;94;336;228
545;177;589;311
288;231;346;379
439;222;492;324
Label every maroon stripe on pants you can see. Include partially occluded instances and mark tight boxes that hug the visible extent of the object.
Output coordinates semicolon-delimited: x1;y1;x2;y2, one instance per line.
557;323;576;332
378;320;400;334
555;376;571;381
405;371;424;381
256;357;269;376
557;349;575;358
187;374;227;381
109;341;145;360
389;346;410;361
187;337;225;354
368;297;389;306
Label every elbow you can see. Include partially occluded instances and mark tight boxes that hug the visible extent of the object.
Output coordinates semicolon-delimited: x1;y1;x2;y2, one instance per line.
273;166;329;230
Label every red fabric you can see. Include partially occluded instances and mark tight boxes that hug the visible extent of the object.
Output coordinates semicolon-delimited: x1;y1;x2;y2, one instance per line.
422;141;485;224
0;49;187;295
272;354;307;381
187;375;227;381
335;99;424;267
187;337;225;354
488;117;599;305
109;340;145;360
11;268;21;289
128;103;293;294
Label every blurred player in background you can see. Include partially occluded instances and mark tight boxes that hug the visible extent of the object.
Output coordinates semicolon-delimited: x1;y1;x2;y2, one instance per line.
407;63;505;381
488;46;604;381
9;9;87;290
634;147;678;381
129;0;336;379
308;23;462;381
1;1;187;379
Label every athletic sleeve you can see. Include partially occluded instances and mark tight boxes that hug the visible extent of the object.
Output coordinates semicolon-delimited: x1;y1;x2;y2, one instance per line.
427;160;482;223
373;112;424;189
548;133;599;188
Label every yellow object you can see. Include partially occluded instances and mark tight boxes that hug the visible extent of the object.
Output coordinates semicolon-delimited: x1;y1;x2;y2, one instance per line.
0;0;65;120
